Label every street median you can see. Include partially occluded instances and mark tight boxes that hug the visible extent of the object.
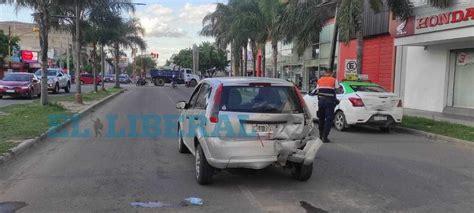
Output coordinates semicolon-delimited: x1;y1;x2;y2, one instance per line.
0;88;126;165
396;116;474;148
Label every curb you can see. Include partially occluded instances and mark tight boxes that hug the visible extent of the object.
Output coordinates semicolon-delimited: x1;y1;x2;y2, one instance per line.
0;89;126;165
394;127;474;148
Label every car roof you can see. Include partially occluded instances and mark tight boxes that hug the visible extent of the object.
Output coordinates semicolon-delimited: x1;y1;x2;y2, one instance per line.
341;81;379;86
203;77;295;87
7;72;33;75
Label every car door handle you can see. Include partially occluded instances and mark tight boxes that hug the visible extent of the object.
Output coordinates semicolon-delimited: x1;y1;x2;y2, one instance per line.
194;117;199;120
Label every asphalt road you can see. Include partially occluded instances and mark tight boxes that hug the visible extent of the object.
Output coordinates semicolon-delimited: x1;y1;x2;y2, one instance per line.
0;83;121;108
0;85;473;212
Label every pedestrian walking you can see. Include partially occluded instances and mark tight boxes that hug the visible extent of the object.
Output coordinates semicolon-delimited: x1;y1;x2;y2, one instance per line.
316;70;339;143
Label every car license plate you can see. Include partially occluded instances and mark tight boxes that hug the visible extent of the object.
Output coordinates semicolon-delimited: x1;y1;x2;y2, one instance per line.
255;124;271;133
374;116;387;121
6;89;15;93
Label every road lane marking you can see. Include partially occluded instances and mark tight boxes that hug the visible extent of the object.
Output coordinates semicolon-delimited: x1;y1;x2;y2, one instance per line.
238;185;264;210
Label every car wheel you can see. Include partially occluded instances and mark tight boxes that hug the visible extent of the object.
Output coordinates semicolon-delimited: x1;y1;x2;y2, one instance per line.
292;163;313;181
0;96;2;99
334;111;347;131
65;82;70;93
189;79;197;87
195;144;214;185
178;127;190;154
29;89;35;99
53;83;59;94
380;127;392;133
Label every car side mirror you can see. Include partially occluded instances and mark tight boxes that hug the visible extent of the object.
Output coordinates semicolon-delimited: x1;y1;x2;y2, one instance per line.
57;73;63;77
32;79;38;83
176;101;187;109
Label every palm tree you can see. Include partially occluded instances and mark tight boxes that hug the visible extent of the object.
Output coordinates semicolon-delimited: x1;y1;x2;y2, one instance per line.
108;18;146;88
83;1;129;92
51;0;136;102
281;0;454;74
202;3;240;76
258;0;286;78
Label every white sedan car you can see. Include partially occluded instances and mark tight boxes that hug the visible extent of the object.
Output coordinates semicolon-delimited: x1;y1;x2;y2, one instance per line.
303;81;403;132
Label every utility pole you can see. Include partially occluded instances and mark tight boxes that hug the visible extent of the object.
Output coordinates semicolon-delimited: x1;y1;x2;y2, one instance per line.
193;44;199;75
74;0;82;104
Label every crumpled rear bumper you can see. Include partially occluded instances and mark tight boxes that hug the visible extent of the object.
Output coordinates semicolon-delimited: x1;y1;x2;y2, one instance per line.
202;136;323;169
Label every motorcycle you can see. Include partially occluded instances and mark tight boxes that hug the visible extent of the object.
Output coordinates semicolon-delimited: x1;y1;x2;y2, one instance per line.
136;78;148;86
171;80;177;89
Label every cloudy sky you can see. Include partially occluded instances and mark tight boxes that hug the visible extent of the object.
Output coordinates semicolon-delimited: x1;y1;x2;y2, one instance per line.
0;0;227;65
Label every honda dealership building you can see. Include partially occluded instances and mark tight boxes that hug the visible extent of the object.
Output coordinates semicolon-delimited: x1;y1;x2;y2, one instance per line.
393;0;474;116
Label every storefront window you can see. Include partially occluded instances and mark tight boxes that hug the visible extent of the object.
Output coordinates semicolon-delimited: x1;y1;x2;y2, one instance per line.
453;50;474;109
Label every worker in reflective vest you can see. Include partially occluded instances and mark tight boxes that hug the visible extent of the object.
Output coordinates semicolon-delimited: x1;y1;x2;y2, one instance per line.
316;70;338;143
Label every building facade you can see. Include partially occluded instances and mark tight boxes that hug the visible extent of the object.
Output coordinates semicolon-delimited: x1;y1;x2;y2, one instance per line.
0;21;71;74
393;0;474;116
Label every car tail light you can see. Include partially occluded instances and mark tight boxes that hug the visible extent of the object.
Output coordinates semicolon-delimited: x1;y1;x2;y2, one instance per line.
349;97;365;107
210;83;223;123
397;100;403;107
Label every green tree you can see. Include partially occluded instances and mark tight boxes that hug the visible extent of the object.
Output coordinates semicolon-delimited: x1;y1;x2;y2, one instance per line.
171;48;193;69
198;42;229;77
170;42;229;77
282;0;454;74
134;55;157;75
108;18;146;88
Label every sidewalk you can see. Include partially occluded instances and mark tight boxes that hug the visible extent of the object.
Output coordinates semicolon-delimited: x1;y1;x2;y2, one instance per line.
404;108;474;127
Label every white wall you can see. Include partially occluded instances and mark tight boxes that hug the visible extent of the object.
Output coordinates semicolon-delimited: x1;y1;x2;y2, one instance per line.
403;46;449;112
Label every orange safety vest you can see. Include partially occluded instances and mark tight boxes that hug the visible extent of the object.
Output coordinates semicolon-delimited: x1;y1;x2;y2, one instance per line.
317;76;336;89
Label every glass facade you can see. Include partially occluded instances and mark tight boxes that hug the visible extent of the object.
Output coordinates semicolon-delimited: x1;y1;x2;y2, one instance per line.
453;49;474;109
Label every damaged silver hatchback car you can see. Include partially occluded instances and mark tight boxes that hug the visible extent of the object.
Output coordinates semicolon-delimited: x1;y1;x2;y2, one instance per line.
176;78;323;185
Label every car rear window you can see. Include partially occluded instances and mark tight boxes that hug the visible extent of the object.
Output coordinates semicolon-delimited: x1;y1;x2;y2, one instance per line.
219;86;304;113
3;74;31;81
350;85;386;93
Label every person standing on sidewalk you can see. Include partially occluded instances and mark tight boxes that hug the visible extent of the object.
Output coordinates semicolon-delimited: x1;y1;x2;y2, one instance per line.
316;70;338;143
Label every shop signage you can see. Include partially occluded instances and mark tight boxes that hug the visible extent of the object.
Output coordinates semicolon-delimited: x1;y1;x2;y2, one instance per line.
21;50;38;63
416;7;474;30
391;6;474;38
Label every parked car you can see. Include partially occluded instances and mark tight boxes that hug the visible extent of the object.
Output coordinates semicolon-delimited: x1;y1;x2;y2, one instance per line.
104;74;115;83
303;81;403;132
79;73;102;85
176;78;322;184
0;72;41;99
118;74;132;84
35;68;71;94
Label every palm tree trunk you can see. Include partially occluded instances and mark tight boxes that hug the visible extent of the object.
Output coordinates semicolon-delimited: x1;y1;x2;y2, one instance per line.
101;45;105;91
261;44;266;77
92;43;98;92
240;47;244;76
244;44;248;77
231;41;240;77
251;41;257;77
114;43;120;88
271;40;278;78
38;7;49;106
74;1;82;104
356;29;363;74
